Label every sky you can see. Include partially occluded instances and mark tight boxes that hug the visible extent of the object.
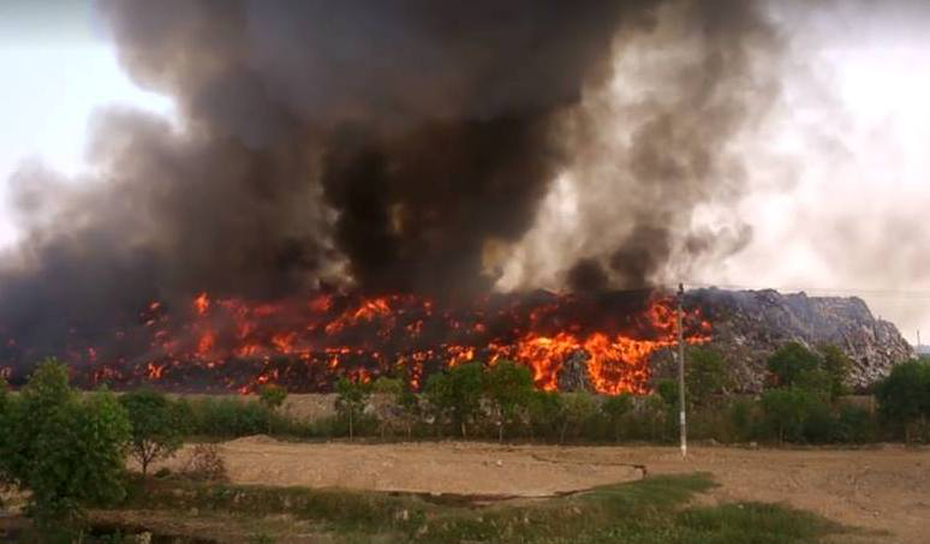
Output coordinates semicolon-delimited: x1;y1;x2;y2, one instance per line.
0;1;173;247
0;1;928;342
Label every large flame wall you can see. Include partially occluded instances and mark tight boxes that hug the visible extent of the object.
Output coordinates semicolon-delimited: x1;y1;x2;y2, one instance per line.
0;290;710;394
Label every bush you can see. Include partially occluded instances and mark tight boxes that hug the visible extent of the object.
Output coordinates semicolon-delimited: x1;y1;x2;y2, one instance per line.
0;359;131;529
258;384;288;411
423;363;484;438
834;404;877;444
767;343;820;386
186;396;272;438
726;398;758;443
120;389;188;476
874;360;930;442
801;399;836;444
371;377;405;439
183;443;227;481
761;388;813;444
601;394;633;442
482;360;534;442
527;390;562;441
687;347;731;406
556;392;599;443
819;345;852;397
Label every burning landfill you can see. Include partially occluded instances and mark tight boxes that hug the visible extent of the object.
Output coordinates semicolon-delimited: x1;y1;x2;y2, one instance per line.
1;0;784;393
1;288;711;393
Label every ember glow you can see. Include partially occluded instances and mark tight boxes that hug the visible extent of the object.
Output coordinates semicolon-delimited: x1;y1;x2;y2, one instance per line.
0;290;710;395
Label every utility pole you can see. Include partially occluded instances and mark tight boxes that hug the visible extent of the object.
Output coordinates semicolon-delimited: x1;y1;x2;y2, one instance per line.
677;283;687;458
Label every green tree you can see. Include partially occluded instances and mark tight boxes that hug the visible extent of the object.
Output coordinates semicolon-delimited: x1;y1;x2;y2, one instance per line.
258;384;288;434
258;383;288;412
371;377;404;439
424;363;484;438
119;389;187;476
0;359;131;530
335;377;372;440
527;390;562;441
640;394;668;441
556;392;599;443
874;360;930;442
760;387;817;444
687;347;730;406
0;377;11;496
766;342;822;389
482;360;534;442
819;345;852;398
394;387;421;440
656;378;679;406
601;393;634;442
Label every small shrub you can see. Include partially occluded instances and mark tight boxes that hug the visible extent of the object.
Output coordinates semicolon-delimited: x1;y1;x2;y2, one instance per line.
527;390;562;441
188;396;271;438
726;398;758;443
834;404;876;444
556;392;599;443
601;394;633;442
183;443;227;482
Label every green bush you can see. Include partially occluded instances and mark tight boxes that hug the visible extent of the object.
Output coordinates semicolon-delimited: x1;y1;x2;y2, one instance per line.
556;392;599;443
801;399;836;444
819;345;852;397
767;342;822;389
0;359;131;530
601;393;633;442
423;363;484;438
686;347;731;406
185;396;272;438
482;360;534;442
834;404;877;444
527;390;562;441
874;360;930;442
760;388;814;444
726;398;758;443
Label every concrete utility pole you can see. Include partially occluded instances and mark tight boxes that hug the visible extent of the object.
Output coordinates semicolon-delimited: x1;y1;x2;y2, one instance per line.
677;283;687;458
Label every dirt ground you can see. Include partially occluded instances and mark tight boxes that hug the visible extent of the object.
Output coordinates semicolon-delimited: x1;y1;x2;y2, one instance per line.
159;439;929;543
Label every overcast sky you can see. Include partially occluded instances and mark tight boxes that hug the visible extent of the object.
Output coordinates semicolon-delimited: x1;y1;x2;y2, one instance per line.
1;1;928;342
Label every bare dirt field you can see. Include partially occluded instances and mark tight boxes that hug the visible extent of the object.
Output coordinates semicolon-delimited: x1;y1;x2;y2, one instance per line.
159;438;930;543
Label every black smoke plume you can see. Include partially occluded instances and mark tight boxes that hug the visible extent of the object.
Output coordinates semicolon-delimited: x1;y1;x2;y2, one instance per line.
0;0;781;375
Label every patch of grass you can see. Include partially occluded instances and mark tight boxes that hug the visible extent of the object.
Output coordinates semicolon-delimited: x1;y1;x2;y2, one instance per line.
675;502;846;543
117;473;847;543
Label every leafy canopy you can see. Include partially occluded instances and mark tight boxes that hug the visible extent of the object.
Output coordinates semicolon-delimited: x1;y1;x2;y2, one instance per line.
0;359;131;529
119;388;188;476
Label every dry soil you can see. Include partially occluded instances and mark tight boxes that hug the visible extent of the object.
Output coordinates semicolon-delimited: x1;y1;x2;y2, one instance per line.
158;439;929;543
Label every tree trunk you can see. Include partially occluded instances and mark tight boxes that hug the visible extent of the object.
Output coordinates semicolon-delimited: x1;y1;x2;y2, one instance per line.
348;411;354;441
498;424;503;444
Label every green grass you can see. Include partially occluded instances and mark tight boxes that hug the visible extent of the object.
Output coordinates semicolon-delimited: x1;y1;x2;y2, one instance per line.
117;473;848;543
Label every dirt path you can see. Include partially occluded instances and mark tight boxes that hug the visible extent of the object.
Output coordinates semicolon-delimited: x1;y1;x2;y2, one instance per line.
162;439;930;543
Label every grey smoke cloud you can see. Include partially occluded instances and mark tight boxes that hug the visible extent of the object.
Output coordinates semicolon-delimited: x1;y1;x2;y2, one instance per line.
0;0;801;363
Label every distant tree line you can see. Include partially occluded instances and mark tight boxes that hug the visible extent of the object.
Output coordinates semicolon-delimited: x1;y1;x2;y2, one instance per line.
2;347;928;538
